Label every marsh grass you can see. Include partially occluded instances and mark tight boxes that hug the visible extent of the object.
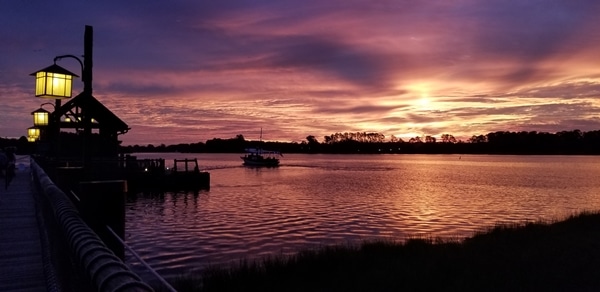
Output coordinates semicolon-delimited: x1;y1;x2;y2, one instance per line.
167;212;600;291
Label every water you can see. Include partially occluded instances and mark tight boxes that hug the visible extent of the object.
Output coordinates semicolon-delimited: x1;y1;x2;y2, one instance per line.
124;153;600;279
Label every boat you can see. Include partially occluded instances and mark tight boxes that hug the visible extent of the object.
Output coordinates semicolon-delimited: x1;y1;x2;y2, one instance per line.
241;129;282;167
241;148;281;167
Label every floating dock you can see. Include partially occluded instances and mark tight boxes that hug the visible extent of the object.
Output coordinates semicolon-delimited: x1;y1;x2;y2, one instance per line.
123;156;210;191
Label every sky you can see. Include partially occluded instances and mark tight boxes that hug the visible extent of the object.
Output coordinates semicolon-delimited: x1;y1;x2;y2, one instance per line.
2;1;600;146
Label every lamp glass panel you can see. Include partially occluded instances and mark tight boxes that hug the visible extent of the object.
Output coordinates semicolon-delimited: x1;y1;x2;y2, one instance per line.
35;72;46;96
33;112;49;126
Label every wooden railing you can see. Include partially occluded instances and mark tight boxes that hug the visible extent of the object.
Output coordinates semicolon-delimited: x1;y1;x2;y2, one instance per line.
31;158;154;292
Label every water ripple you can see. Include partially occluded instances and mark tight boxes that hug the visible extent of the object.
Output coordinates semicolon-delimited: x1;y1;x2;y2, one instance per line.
125;154;600;280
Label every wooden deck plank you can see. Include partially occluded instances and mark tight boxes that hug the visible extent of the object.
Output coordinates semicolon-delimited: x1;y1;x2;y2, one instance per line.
0;163;47;292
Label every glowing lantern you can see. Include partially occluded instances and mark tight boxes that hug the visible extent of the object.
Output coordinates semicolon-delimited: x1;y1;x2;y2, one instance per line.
30;64;79;99
27;126;40;141
32;108;51;126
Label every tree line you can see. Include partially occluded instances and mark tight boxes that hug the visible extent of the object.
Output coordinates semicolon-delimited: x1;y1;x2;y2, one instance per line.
3;129;598;155
119;129;600;155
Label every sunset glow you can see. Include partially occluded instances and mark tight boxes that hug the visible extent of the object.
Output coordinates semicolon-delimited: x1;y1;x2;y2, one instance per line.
2;1;600;145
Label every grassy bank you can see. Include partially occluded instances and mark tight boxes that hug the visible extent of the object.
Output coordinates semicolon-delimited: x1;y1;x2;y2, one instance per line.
168;212;600;291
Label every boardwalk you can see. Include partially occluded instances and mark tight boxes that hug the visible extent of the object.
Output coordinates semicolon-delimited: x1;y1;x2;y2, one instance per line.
0;161;47;292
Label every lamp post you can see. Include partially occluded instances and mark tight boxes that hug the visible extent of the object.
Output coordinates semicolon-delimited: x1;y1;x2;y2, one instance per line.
31;25;94;169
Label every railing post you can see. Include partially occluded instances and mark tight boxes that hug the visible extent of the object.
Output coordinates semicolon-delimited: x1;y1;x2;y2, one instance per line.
54;166;85;194
78;180;127;259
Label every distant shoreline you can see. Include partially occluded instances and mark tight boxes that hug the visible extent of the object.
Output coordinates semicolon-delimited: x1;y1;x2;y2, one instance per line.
121;129;600;155
4;129;600;155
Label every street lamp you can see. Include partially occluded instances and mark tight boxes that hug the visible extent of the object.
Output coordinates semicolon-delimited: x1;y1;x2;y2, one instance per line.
30;25;94;169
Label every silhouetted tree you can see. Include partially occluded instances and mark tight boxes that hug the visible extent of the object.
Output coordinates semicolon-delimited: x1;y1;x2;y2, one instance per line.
306;135;318;144
409;136;423;143
441;134;457;143
470;135;487;143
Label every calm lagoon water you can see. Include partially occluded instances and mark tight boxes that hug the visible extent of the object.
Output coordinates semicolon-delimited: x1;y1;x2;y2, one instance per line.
125;153;600;279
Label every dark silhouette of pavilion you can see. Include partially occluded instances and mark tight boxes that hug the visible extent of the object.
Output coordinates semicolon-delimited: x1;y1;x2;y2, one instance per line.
52;91;129;159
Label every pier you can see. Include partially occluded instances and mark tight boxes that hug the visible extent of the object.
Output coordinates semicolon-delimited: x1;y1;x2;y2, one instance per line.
0;162;46;291
1;158;155;291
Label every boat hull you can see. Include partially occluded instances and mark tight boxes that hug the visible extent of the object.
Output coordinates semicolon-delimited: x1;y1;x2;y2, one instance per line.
241;156;280;167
